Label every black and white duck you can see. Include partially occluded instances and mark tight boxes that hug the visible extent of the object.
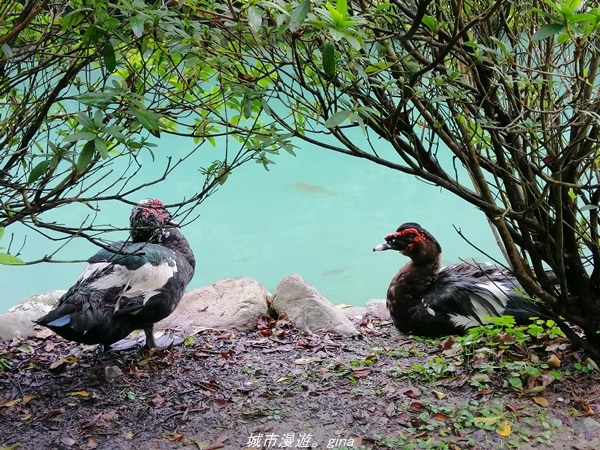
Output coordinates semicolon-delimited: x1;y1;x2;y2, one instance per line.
373;222;549;337
36;198;195;349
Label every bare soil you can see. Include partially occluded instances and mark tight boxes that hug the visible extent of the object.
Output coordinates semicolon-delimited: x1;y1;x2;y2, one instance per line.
1;315;600;450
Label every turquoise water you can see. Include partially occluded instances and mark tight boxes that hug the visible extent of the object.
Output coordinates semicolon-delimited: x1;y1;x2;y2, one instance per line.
0;138;502;313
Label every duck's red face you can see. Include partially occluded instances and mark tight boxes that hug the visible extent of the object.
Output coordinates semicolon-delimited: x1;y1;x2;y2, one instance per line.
373;222;440;257
129;199;175;241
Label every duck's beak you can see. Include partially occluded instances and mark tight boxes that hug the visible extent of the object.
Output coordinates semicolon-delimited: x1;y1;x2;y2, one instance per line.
373;242;393;252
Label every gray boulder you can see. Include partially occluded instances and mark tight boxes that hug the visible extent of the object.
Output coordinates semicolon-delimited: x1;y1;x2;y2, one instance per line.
0;291;64;341
272;274;357;335
157;276;271;333
366;299;391;320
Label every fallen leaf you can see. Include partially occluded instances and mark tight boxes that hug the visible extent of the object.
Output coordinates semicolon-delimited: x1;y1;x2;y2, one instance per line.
410;401;426;412
350;367;371;378
67;390;90;397
497;420;512;436
432;390;447;399
206;434;229;450
21;395;37;405
547;354;561;368
0;443;22;450
86;436;98;449
474;415;503;426
533;396;549;407
582;404;595;416
385;402;396;417
20;413;31;421
124;431;139;440
17;345;33;354
294;357;322;365
432;412;449;421
398;385;422;399
473;388;494;397
162;433;184;442
35;328;54;339
0;398;21;408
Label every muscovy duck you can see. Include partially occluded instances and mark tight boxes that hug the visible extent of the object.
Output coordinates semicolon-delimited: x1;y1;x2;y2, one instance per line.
35;199;196;349
373;222;548;337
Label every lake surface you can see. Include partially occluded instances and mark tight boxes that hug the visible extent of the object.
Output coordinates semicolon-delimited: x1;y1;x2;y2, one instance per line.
0;136;502;313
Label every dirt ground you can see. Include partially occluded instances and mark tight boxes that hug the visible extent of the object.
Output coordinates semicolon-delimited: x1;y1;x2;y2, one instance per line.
1;315;600;450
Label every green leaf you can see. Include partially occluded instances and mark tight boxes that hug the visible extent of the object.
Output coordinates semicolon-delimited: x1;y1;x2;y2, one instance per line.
76;112;95;129
63;132;97;143
28;160;51;183
0;227;4;240
1;43;13;57
336;0;348;16
242;96;253;119
94;137;109;159
130;15;145;38
421;14;438;32
0;252;25;265
532;24;564;41
322;41;336;78
324;110;349;128
290;0;311;31
76;91;116;108
103;40;117;73
129;108;162;132
508;377;523;389
76;140;95;174
248;6;262;33
93;110;104;128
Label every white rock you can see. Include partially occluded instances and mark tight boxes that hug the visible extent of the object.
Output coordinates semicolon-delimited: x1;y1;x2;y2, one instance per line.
272;274;357;335
157;277;271;333
0;291;64;341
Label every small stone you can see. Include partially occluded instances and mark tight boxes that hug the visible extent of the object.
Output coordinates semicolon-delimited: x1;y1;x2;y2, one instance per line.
104;365;123;381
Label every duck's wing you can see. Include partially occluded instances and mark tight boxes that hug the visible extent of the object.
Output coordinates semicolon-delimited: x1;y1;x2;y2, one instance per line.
423;267;541;332
36;242;179;329
81;242;180;315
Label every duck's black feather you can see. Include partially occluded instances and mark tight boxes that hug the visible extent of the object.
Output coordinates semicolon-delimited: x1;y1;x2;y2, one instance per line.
36;199;195;349
375;223;553;337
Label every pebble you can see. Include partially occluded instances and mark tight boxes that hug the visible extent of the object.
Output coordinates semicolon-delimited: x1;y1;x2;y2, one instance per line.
104;365;123;381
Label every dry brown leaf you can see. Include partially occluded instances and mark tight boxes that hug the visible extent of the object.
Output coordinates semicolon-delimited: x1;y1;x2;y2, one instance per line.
533;396;549;407
206;434;229;450
21;395;37;405
162;433;184;442
350;367;371;378
547;354;561;368
582;404;595;416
